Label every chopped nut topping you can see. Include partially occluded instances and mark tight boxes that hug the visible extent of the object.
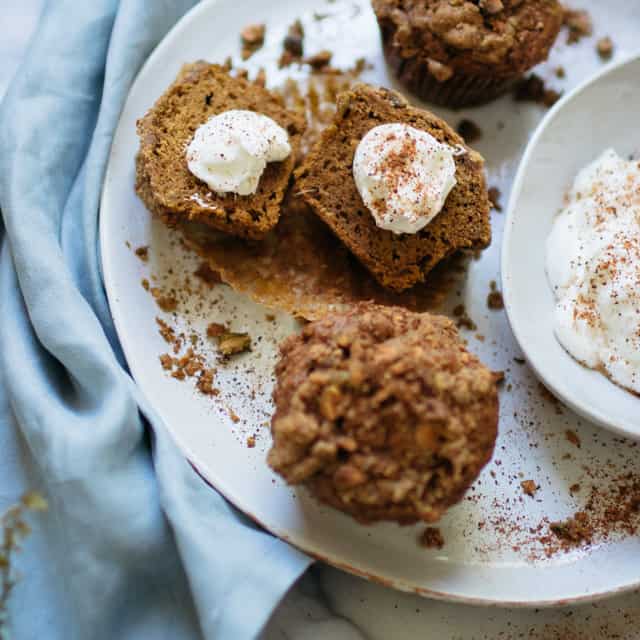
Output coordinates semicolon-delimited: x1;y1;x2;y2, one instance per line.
479;0;504;15
427;58;454;83
514;74;561;108
134;245;149;261
305;50;333;71
521;480;538;497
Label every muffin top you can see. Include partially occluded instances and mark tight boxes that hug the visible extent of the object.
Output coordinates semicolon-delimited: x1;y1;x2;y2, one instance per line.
267;303;499;524
372;0;564;75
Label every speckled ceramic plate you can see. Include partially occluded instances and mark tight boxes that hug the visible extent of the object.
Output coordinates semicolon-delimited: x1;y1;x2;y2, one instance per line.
101;0;640;606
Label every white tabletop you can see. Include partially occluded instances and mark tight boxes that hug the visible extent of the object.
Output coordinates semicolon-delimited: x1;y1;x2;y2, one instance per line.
4;3;640;639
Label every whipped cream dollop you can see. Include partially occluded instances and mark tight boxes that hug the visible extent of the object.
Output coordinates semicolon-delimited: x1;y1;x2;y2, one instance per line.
186;109;291;196
546;149;640;394
353;123;458;235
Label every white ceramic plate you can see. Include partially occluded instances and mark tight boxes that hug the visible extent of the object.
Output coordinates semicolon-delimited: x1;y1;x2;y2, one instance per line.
503;55;640;440
101;0;640;607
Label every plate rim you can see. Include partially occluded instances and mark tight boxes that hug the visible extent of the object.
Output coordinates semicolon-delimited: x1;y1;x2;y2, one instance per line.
100;2;640;608
502;52;640;442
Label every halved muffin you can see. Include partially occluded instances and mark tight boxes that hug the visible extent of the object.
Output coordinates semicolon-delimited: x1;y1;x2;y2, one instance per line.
136;62;306;240
295;84;491;291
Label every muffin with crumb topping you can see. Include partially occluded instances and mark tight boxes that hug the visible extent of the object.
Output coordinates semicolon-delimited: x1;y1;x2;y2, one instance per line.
267;303;499;524
372;0;563;108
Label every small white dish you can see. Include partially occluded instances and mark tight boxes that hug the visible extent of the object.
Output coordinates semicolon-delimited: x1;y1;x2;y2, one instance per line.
503;54;640;441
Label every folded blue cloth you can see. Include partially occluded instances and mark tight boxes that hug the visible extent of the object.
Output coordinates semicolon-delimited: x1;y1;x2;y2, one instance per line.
0;1;313;638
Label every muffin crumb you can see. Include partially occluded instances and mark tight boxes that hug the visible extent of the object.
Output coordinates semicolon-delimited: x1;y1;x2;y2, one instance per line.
596;36;614;60
488;186;502;212
565;429;582;448
521;480;538;497
456;119;483;144
514;74;561;107
240;23;266;60
419;527;445;550
563;8;593;44
218;332;252;357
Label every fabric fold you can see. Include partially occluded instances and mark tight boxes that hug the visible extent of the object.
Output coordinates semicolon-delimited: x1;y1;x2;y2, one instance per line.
0;1;312;638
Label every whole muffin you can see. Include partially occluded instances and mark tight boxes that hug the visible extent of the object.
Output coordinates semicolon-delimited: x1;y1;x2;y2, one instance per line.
372;0;563;108
267;303;499;524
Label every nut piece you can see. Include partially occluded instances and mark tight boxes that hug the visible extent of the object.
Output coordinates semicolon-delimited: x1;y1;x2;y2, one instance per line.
419;527;445;550
479;0;504;15
217;332;252;357
427;58;454;82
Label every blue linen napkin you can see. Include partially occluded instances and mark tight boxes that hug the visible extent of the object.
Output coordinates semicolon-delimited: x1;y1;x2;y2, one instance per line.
0;1;313;638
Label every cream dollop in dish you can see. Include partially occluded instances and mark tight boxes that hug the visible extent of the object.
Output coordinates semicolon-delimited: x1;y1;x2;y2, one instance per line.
546;149;640;396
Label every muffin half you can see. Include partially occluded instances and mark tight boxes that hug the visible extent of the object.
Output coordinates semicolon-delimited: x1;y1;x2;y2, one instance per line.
136;62;305;240
295;83;491;292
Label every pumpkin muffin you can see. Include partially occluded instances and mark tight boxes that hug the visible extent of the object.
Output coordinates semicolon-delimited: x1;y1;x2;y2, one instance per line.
295;83;490;292
267;303;500;524
372;0;563;108
136;62;305;240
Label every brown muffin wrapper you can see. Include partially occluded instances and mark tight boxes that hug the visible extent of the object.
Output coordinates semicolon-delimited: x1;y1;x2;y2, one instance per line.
383;40;520;110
